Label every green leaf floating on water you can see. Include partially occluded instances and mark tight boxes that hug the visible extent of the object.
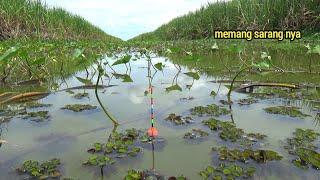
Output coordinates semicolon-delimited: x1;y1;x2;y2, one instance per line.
0;46;19;64
184;72;200;80
112;55;131;66
76;77;92;85
166;84;182;92
155;62;164;71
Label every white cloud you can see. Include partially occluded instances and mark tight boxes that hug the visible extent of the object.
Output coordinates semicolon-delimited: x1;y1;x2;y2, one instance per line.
44;0;217;40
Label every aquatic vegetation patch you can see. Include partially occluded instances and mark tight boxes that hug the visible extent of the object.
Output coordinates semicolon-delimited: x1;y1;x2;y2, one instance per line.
24;102;52;109
23;111;50;122
73;92;89;99
85;128;143;167
165;113;194;125
61;104;97;112
191;104;230;117
16;158;62;179
184;129;209;139
238;98;258;106
264;106;309;118
203;119;267;146
199;163;256;179
124;169;187;180
83;154;115;166
214;146;283;164
284;128;320;169
202;119;244;142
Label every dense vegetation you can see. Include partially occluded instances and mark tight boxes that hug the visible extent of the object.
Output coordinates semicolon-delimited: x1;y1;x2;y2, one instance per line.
0;0;121;42
131;0;320;41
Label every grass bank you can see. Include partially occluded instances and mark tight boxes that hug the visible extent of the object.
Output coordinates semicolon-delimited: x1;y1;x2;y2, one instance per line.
131;0;320;41
0;0;121;42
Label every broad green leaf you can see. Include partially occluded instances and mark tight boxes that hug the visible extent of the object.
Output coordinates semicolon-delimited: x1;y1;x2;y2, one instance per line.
0;46;19;64
166;84;182;92
155;62;164;71
122;75;133;83
210;90;217;97
76;77;92;85
229;44;243;53
112;55;131;66
184;72;200;80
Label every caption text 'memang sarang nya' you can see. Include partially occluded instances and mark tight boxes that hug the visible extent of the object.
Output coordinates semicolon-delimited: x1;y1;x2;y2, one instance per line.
214;30;301;41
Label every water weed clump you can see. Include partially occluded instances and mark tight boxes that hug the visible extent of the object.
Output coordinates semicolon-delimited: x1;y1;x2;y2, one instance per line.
284;128;320;169
264;106;310;118
191;104;230;117
202;119;244;142
199;163;256;179
215;146;283;164
165;113;194;125
61;104;97;112
16;158;62;179
184;129;209;139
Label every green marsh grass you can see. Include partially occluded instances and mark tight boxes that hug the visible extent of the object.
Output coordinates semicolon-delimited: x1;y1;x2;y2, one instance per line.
0;0;121;41
131;0;320;41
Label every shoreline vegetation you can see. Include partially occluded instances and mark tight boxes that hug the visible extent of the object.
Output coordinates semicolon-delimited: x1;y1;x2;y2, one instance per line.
130;0;320;42
0;0;121;42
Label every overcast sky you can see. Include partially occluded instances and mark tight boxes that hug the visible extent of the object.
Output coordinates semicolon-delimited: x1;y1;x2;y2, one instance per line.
44;0;216;40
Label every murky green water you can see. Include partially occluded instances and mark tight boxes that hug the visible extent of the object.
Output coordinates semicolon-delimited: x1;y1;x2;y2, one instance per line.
0;52;319;179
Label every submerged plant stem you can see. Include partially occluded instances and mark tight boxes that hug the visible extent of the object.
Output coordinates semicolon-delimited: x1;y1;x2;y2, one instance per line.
95;69;119;126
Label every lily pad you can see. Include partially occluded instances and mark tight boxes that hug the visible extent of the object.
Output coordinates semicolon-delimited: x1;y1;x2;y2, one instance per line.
61;104;97;112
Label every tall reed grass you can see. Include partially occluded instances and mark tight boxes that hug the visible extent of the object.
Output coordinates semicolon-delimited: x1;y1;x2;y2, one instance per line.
0;0;121;41
131;0;320;41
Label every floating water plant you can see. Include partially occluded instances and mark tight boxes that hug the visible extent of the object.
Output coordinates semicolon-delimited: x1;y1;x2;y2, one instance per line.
165;113;193;125
264;106;310;118
61;104;97;112
73;92;89;99
199;163;256;179
24;102;52;108
86;128;143;161
23;110;49;122
202;119;244;142
284;128;320;169
191;104;230;117
124;169;187;180
184;129;209;139
16;158;62;179
238;98;258;106
215;146;283;163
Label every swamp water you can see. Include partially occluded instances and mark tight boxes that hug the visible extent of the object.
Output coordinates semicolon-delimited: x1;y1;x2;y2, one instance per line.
0;52;319;180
